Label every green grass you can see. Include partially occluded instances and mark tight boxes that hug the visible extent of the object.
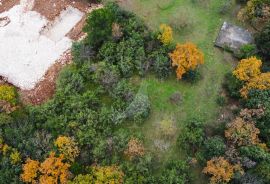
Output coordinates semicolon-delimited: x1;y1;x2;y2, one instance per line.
107;0;239;182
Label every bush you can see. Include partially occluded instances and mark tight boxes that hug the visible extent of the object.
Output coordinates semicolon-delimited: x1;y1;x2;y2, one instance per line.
224;73;244;98
255;22;270;60
57;67;85;95
255;161;270;183
0;85;17;105
93;62;120;91
83;5;116;47
110;79;135;102
150;50;171;79
203;136;226;159
239;145;270;162
157;160;193;183
125;93;150;123
182;69;201;83
245;89;270;108
177;118;205;153
237;44;258;59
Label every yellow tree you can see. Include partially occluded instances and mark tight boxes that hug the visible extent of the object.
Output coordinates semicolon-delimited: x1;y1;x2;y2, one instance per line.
203;157;243;184
21;152;70;184
240;72;270;98
124;138;145;160
158;24;173;45
21;159;40;183
54;136;79;162
233;57;262;81
225;117;260;146
39;152;70;184
169;42;204;79
69;165;124;184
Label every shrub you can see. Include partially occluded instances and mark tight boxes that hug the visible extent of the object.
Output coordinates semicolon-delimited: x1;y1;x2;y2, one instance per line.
157;24;173;45
157;160;193;183
255;161;270;183
237;44;258;59
54;136;80;162
224;73;244;98
239;145;270;162
150;50;171;79
93;62;120;91
0;85;17;105
57;67;85;95
233;57;262;82
110;79;135;102
203;157;243;184
177;119;205;153
225;117;260;146
182;69;202;83
125;93;150;123
255;21;270;60
203;136;226;159
83;5;116;47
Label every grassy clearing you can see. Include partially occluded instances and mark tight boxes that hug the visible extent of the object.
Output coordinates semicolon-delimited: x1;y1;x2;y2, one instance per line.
107;0;239;181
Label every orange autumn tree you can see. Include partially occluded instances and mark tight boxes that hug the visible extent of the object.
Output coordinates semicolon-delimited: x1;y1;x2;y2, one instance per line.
21;152;70;184
233;57;262;81
233;57;270;98
54;136;79;162
240;72;270;98
21;159;40;183
158;24;173;45
169;42;204;79
203;157;243;184
124;138;145;160
225;117;260;146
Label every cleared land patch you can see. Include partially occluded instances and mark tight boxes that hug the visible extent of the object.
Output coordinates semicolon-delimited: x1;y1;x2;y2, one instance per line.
0;1;84;90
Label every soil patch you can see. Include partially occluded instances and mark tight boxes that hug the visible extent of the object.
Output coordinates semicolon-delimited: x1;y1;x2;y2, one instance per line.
0;0;19;13
33;0;89;21
20;51;72;105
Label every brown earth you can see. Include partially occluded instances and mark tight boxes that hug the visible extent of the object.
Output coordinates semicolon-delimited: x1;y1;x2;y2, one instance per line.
0;0;19;13
19;51;72;105
2;0;102;105
32;0;90;21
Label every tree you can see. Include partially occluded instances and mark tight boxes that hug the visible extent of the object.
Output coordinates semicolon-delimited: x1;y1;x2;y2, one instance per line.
169;42;204;79
21;159;40;183
255;21;270;60
125;93;150;123
177;119;205;153
158;160;193;183
233;57;262;81
124;138;145;160
158;24;173;45
203;157;243;184
39;153;70;184
203;136;226;159
70;165;124;184
21;152;70;184
10;149;21;165
225;117;260;146
238;0;270;22
255;161;270;183
240;72;270;98
54;136;80;162
0;84;17;105
83;6;115;47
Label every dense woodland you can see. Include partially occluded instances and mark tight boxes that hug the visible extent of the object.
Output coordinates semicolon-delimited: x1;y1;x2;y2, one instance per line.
0;0;270;183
